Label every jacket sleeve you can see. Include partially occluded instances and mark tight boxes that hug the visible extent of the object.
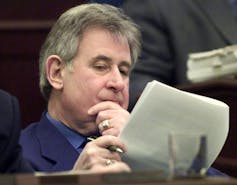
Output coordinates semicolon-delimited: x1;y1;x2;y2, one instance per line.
123;0;174;110
0;90;33;173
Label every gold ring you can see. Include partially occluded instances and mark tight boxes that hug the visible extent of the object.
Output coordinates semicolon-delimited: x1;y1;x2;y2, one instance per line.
101;120;110;129
105;159;113;166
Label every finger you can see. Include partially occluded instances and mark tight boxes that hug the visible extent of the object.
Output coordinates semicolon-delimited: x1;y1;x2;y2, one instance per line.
74;142;122;170
85;138;123;160
104;159;115;166
73;162;131;174
101;127;120;137
74;155;112;170
95;110;111;126
92;135;127;153
98;116;128;136
91;161;131;173
88;101;123;115
96;109;129;135
104;162;131;173
99;119;111;130
98;120;114;135
95;109;129;125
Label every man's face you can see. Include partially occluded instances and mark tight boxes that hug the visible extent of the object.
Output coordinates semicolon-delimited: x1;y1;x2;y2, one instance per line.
60;27;131;127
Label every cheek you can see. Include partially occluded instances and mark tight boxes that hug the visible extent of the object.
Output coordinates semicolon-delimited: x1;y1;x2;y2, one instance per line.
81;80;104;103
122;83;129;109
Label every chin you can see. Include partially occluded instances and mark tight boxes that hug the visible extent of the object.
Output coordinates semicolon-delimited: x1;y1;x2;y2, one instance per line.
81;120;99;136
84;127;100;137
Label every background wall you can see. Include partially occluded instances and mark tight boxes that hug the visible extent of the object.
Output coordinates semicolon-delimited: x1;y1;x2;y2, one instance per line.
0;0;86;127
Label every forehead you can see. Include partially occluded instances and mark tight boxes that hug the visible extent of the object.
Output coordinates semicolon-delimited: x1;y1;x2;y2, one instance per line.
78;27;132;65
80;26;129;47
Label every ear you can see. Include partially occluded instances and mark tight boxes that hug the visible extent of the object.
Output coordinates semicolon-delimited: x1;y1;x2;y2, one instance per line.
46;55;65;90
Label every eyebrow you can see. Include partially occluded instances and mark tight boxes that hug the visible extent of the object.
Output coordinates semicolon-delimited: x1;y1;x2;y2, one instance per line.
92;55;112;63
91;55;131;68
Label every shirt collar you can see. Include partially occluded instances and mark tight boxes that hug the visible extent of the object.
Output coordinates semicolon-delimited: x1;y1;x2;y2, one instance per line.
46;112;86;150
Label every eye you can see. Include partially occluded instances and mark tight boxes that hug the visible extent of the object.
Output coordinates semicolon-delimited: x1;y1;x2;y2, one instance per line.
119;67;129;76
93;62;109;72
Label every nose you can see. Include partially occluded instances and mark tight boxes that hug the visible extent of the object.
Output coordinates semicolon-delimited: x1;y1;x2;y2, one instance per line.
106;67;125;92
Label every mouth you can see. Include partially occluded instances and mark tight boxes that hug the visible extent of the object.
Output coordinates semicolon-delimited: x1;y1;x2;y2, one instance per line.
106;99;121;105
99;93;123;106
100;97;122;106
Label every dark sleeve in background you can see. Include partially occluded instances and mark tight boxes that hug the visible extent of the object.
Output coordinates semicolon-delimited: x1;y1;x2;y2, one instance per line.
0;90;33;173
123;0;237;111
123;0;175;111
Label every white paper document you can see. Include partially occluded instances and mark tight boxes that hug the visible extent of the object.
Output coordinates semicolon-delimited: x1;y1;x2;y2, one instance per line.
119;80;229;173
187;45;237;82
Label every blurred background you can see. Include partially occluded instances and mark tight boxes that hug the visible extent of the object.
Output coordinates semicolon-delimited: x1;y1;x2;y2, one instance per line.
0;0;87;127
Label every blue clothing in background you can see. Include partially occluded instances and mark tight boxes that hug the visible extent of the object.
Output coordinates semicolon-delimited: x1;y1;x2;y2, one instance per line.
228;0;237;19
89;0;123;7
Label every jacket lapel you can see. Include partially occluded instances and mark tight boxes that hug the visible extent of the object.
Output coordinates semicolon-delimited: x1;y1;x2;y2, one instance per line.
196;0;237;44
36;114;79;171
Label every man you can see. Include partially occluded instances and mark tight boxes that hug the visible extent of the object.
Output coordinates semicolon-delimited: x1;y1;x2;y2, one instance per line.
20;3;141;173
122;0;237;110
0;89;32;173
20;3;225;176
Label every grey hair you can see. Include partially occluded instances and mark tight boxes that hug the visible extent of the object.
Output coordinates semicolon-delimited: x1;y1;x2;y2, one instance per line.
39;3;141;100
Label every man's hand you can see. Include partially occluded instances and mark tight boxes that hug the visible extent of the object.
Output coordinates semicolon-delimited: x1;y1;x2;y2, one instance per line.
72;135;130;173
88;101;129;136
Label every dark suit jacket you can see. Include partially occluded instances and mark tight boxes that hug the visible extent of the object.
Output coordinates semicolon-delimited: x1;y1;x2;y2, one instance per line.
19;114;225;176
0;89;32;173
123;0;237;109
19;113;79;172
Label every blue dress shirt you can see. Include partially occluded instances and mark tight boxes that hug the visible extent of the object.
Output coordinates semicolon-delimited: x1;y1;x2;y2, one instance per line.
46;113;87;153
